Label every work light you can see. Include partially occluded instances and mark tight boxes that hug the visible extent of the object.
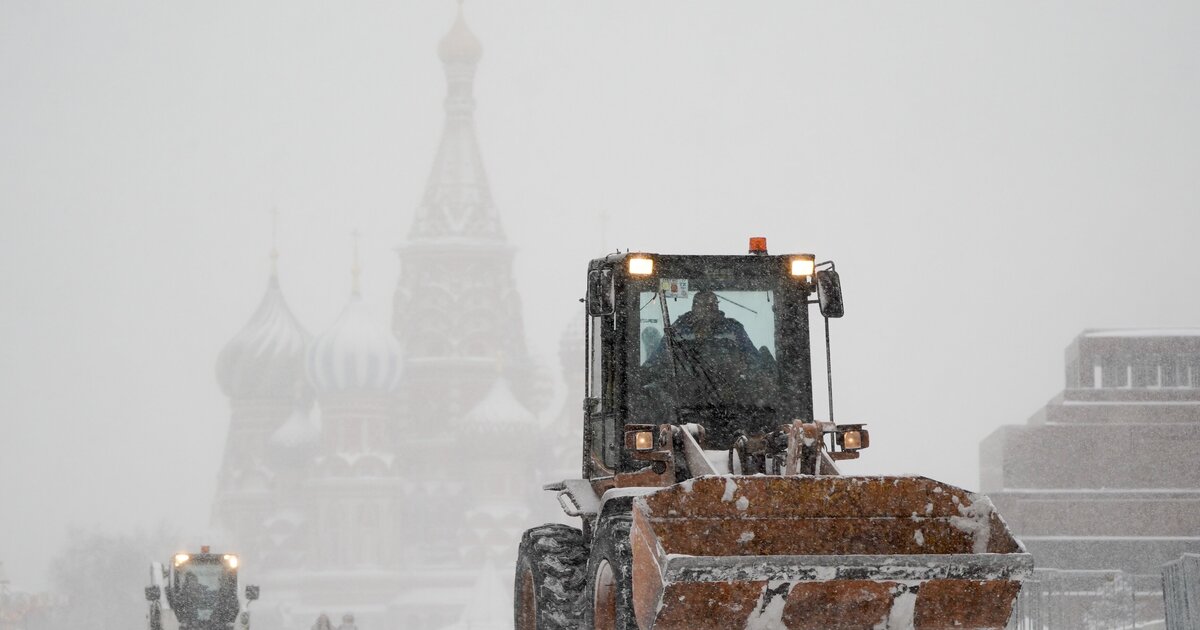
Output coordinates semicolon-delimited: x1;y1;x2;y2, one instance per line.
628;256;654;275
790;255;815;277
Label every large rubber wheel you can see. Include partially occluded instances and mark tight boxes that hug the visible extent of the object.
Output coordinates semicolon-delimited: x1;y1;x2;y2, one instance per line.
513;524;588;630
583;514;637;630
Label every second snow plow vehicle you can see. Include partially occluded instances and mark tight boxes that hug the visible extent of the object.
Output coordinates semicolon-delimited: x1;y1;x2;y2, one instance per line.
515;241;1032;629
145;547;259;630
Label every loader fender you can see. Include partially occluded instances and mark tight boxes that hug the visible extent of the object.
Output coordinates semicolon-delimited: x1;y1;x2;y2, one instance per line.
597;487;658;521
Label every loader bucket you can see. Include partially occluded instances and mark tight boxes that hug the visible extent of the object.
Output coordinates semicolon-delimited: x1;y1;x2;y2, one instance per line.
629;476;1032;630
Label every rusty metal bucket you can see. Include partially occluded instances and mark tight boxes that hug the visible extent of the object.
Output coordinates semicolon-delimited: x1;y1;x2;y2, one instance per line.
629;475;1032;629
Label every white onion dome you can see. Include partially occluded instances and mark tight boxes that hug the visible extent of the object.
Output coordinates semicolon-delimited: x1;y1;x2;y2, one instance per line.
461;375;536;430
216;275;311;399
267;397;320;468
438;6;482;64
306;292;402;395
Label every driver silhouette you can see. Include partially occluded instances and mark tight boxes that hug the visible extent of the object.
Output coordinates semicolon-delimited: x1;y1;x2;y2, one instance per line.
648;290;759;363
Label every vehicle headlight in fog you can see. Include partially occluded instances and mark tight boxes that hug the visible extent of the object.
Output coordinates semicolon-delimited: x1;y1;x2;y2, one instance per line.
833;424;868;451
223;555;239;569
628;256;654;276
790;256;815;277
174;554;190;566
634;431;655;451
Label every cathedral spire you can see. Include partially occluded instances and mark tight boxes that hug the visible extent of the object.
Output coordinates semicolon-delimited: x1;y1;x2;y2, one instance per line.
409;3;502;241
270;207;280;278
270;208;280;277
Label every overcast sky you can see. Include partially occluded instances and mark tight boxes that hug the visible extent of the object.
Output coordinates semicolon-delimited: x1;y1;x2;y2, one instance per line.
2;1;1198;590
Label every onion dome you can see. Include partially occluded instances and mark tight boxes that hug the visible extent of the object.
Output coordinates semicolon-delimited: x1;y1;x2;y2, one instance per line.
438;4;482;64
461;375;536;430
216;275;310;399
306;292;403;395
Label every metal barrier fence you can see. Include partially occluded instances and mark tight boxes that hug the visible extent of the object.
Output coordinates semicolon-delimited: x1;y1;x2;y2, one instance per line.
1163;554;1199;630
1008;568;1168;629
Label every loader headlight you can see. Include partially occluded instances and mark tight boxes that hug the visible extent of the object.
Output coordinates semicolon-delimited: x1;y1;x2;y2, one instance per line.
223;554;239;569
628;256;654;276
174;554;190;566
790;255;815;277
624;425;659;454
835;424;869;452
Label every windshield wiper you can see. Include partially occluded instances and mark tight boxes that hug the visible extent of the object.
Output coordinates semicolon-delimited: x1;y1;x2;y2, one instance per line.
658;290;725;416
714;292;758;315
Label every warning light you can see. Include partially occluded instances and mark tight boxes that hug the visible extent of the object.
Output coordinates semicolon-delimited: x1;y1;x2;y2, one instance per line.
749;237;768;255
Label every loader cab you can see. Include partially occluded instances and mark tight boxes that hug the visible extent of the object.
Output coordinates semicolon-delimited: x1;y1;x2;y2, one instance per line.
164;552;240;629
584;250;835;480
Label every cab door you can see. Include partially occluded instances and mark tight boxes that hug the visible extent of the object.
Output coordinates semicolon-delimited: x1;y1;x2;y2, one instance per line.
585;267;621;482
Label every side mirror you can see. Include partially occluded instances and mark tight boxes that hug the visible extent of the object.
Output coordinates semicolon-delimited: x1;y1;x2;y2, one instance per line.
816;269;844;318
245;585;260;601
586;269;614;316
145;586;161;602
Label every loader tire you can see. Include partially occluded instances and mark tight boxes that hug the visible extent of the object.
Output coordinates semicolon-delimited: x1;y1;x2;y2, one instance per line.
514;524;588;630
583;514;637;630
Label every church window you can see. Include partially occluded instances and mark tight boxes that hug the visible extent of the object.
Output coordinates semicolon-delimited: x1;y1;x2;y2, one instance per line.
358;504;380;565
368;419;384;451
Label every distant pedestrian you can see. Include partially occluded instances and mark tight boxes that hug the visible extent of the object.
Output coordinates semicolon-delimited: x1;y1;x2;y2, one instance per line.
336;612;357;630
312;613;334;630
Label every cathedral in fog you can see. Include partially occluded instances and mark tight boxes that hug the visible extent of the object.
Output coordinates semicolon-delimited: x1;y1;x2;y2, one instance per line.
209;8;580;629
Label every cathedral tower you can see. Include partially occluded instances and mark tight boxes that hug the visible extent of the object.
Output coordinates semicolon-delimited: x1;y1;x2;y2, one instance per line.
391;4;536;418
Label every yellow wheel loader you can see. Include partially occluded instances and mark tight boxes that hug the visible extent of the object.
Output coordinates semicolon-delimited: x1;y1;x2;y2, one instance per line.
515;240;1032;630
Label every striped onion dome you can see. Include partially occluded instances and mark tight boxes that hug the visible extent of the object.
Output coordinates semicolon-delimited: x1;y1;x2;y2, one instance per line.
306;292;402;395
216;275;310;399
461;375;536;431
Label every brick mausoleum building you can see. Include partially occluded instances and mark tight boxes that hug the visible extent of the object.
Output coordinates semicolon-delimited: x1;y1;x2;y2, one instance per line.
981;329;1200;627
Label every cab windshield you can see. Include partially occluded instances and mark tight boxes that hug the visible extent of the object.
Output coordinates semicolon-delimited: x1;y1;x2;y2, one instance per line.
174;561;236;623
630;277;781;448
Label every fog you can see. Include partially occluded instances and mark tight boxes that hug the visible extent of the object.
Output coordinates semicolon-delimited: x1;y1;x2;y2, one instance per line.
2;0;1198;599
